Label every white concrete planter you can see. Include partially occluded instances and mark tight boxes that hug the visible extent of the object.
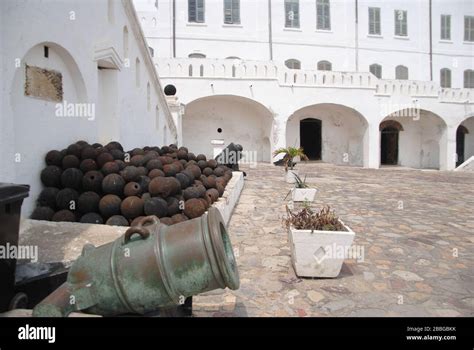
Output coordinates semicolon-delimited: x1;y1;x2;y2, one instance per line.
285;169;298;183
288;221;355;278
291;188;317;202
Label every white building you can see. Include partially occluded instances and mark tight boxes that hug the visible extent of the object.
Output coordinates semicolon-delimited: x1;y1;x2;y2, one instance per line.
0;0;178;214
135;0;474;170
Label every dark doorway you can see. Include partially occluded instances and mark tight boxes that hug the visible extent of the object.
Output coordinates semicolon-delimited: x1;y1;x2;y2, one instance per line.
381;127;399;165
456;125;468;167
300;118;322;160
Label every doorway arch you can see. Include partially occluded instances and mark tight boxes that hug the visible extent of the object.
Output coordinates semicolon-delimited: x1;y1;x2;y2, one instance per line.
380;120;403;165
300;118;322;160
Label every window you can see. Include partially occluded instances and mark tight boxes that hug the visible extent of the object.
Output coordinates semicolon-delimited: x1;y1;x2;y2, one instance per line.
465;70;474;88
395;65;408;80
285;59;301;70
136;58;141;87
224;0;240;24
285;0;299;28
368;7;381;35
188;0;205;23
370;64;382;78
441;15;451;40
188;53;206;58
394;10;407;36
465;16;474;42
317;60;332;71
440;68;451;88
316;0;331;30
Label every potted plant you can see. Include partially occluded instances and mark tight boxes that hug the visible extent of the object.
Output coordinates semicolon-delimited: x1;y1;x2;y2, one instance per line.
273;147;309;184
283;205;355;278
289;174;318;202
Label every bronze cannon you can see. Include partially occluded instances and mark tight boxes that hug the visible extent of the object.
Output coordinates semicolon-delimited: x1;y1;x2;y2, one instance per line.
33;207;239;317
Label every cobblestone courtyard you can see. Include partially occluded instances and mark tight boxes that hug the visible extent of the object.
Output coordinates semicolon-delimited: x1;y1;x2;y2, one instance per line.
193;163;474;317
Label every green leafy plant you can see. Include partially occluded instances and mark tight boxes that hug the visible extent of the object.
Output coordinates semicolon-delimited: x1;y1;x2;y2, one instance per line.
273;147;308;171
283;205;346;232
293;174;309;188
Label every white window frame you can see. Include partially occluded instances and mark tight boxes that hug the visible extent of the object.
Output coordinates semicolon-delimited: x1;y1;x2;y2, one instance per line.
465;16;474;42
368;7;381;35
316;0;331;30
285;0;300;28
394;10;407;37
188;0;205;23
441;14;451;40
224;0;240;25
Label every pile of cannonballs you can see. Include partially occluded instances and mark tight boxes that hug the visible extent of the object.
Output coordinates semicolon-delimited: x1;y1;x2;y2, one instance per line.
31;140;233;226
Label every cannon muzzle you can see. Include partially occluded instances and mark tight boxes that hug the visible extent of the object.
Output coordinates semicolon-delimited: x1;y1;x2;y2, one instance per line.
33;207;239;317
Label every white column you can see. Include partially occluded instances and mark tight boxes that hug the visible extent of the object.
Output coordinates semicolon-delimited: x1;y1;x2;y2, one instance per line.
364;122;380;169
440;124;457;171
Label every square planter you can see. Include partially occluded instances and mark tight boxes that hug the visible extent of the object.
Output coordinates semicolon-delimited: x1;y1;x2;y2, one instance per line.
285;169;298;184
291;188;317;202
288;221;355;278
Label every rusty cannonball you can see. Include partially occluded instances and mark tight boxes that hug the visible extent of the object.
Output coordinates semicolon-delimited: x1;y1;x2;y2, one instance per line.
202;167;214;176
177;149;188;160
106;215;129;226
105;141;124;152
99;194;122;218
80;212;103;224
102;161;120;176
207;159;218;169
37;187;60;209
115;159;127;171
75;140;90;148
201;175;217;189
160;146;171;154
146;159;163;171
163;163;179;177
196;154;207;162
187;153;196;161
130;216;145;227
202;195;212;208
185;164;202;179
96;152;114;169
136;166;148;177
110;149;124;160
62;155;80;169
148;169;165;179
124;182;142;197
213;166;226;177
205;188;220;204
56;188;79;210
82;170;104;193
102;173;125;196
166;196;181;216
52;209;76;222
149;176;181;198
197;160;207;170
216;183;225;197
159;156;174;165
175;172;192;189
130;155;144;167
144;197;168;218
130;148;145;156
159;217;173;225
45;150;63;167
223;172;233;183
80;159;98;173
179;159;187;167
142;151;159;164
121;166;140;182
216;176;226;187
183;198;206;219
31;206;55;221
171;213;188;224
121;196;144;220
81;146;97;160
78;191;100;214
66;143;82;158
194;180;204;187
137;176;151;193
60;168;83;190
91;143;103;149
186;160;197;166
183;184;206;200
141;192;151;201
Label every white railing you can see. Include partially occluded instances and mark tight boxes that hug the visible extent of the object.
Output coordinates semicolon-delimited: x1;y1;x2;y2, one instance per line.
155;58;473;103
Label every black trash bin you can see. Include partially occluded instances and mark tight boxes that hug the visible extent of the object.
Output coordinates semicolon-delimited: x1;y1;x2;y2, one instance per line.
0;183;30;312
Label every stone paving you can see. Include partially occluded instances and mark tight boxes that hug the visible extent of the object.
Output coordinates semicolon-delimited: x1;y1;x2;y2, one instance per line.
192;162;474;317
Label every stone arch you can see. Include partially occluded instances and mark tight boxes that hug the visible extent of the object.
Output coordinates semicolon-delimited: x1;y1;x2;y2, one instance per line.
286;103;369;167
183;95;275;162
456;116;474;166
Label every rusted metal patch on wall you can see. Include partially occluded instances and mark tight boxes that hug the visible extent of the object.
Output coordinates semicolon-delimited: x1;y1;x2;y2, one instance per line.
24;64;63;102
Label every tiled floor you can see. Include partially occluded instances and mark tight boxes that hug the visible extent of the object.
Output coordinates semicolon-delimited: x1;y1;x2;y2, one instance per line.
193;162;474;317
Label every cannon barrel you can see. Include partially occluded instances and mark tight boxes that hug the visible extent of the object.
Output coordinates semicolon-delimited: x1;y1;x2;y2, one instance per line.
215;143;243;171
32;207;239;317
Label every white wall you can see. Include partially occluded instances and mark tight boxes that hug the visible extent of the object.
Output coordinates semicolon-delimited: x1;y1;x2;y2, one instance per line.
0;0;177;215
183;95;274;161
461;116;474;161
